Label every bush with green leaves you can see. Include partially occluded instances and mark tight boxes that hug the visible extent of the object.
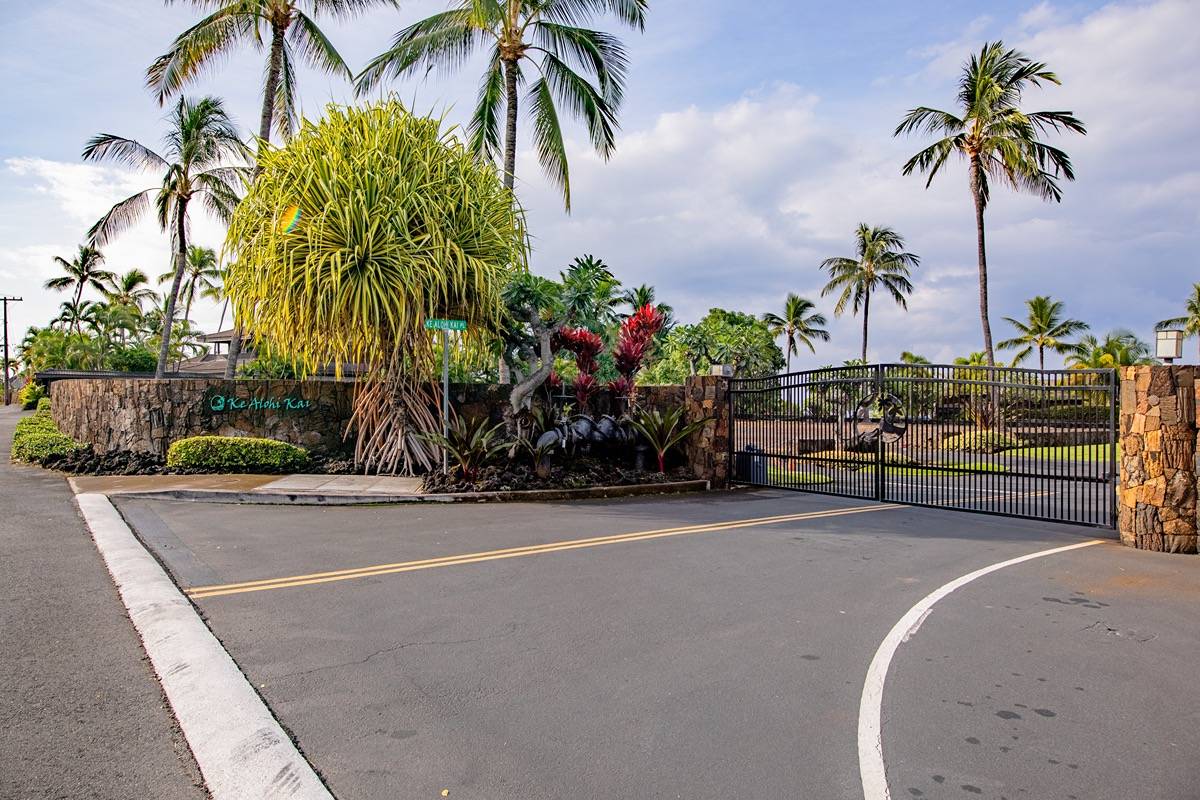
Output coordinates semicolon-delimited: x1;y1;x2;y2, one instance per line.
18;382;46;410
418;416;509;481
166;436;309;473
36;397;52;415
11;411;83;464
941;431;1023;454
628;406;708;473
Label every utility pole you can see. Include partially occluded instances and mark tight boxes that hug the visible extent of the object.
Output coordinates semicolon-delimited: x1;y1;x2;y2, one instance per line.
2;296;22;406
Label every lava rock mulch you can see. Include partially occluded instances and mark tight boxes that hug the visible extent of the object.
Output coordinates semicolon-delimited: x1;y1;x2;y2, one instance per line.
421;457;695;494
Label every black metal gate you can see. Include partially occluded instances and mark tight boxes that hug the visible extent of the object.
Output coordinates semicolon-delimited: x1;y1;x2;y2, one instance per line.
728;364;1118;528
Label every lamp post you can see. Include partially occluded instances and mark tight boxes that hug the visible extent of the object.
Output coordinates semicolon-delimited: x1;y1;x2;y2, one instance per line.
1156;329;1184;365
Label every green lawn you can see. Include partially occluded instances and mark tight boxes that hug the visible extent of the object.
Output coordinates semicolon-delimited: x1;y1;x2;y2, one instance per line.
1008;443;1119;462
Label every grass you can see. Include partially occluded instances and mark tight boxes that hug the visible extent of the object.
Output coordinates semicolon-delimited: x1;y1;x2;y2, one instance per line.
1008;443;1119;462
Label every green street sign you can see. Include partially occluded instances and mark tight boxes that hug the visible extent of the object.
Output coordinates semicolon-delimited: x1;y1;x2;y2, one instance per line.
425;318;467;331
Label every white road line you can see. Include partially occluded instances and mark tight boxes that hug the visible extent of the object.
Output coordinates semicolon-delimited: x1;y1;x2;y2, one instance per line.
856;538;1106;800
74;493;333;800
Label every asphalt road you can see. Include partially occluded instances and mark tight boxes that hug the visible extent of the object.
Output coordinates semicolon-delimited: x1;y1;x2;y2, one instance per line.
117;489;1200;800
0;405;206;799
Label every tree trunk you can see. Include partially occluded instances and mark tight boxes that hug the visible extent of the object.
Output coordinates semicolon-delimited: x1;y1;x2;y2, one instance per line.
156;198;189;379
1038;345;1045;372
970;157;995;367
861;289;870;363
224;22;286;380
502;58;519;191
785;328;792;373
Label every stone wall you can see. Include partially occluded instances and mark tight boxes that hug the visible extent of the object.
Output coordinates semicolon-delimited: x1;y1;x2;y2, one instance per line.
52;378;358;457
48;378;719;475
1117;366;1197;554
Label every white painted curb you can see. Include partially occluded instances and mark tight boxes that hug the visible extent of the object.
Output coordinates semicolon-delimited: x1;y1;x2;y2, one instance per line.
74;492;334;800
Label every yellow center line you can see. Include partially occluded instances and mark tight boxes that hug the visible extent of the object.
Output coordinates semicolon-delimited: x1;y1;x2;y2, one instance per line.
187;503;901;599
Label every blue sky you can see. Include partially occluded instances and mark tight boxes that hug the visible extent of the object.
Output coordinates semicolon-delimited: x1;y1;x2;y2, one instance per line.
1;0;1197;367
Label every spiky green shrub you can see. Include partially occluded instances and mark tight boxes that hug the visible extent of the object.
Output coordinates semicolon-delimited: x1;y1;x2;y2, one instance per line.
166;436;308;473
223;99;527;475
628;407;707;473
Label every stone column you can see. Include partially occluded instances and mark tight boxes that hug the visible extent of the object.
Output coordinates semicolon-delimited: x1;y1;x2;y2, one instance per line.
1118;366;1197;554
683;374;730;488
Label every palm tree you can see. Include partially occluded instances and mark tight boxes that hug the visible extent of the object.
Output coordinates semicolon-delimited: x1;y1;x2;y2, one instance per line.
1067;330;1155;369
761;293;829;372
147;0;389;378
83;95;247;377
619;284;674;329
356;0;647;210
160;245;221;326
104;269;158;313
820;224;918;363
1156;282;1200;360
561;254;622;333
899;351;930;365
895;41;1086;367
44;245;114;312
998;295;1089;370
53;300;96;334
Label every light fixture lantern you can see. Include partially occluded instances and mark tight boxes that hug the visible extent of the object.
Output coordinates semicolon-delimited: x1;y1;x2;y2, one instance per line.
1155;329;1184;363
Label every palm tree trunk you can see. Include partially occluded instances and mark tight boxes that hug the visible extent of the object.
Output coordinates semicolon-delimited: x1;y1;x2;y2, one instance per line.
502;58;519;191
225;22;286;380
861;290;870;363
970;157;995;367
157;199;189;378
1039;345;1045;372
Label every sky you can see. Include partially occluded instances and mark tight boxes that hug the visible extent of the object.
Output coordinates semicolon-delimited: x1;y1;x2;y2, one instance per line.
0;0;1197;368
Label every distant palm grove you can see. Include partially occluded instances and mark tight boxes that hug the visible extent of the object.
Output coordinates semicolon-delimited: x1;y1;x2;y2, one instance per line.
13;3;1194;403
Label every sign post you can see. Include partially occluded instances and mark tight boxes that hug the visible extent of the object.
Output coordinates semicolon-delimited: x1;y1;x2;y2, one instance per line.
425;319;467;474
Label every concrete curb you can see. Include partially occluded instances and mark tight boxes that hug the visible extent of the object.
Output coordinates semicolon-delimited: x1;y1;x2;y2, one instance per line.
110;479;714;506
73;492;334;800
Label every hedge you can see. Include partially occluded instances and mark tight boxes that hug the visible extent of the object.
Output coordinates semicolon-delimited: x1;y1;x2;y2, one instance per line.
11;410;84;464
941;431;1024;454
166;435;309;473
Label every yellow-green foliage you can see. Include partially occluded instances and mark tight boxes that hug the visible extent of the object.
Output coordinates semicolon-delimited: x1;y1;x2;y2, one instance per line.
224;100;527;377
166;435;309;473
11;410;83;463
18;382;46;410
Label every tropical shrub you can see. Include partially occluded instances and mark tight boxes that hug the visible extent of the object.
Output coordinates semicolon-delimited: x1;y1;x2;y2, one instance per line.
106;346;158;373
942;431;1023;454
628;407;707;473
237;354;297;379
224;100;526;474
166;435;309;473
640;309;784;384
11;412;83;464
418;416;509;482
18;382;46;410
36;397;52;415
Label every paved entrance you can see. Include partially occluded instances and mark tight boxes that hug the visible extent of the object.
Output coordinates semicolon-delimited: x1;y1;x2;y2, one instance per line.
116;490;1198;799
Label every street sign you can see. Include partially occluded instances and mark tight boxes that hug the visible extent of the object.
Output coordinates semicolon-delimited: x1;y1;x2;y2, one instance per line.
425;318;467;331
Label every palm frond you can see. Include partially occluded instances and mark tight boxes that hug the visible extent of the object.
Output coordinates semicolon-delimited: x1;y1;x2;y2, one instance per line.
467;47;505;162
88;190;155;246
539;51;617;158
355;9;479;94
146;6;259;104
289;9;350;78
527;78;571;210
81;134;169;171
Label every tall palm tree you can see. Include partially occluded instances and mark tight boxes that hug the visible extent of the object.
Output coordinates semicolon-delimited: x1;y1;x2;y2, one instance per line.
998;295;1089;370
761;293;829;372
895;41;1086;367
356;0;647;210
83;95;247;377
1156;282;1200;360
54;300;97;335
147;0;389;378
104;269;158;313
44;245;114;311
160;245;222;326
561;254;622;332
820;224;918;363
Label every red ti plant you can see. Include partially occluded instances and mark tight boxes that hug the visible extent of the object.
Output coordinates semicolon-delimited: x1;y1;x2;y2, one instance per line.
559;326;604;410
612;304;666;402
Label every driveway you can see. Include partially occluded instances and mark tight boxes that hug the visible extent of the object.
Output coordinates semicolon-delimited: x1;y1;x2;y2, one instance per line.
114;489;1200;799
